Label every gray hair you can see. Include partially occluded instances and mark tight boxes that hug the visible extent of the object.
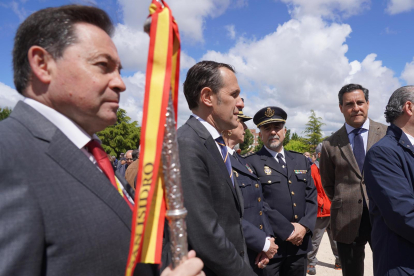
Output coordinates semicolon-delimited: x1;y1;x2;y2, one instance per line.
384;86;414;123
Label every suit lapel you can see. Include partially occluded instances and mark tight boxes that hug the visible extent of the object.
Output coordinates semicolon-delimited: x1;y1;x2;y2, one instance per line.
230;153;252;176
186;117;241;208
337;124;362;178
284;151;297;179
259;148;287;177
46;128;133;230
367;119;382;150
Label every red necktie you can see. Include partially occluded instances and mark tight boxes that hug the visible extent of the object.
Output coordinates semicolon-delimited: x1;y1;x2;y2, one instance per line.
86;140;133;209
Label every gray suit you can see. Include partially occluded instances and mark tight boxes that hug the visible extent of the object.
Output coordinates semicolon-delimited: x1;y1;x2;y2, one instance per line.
176;116;254;276
0;101;148;276
320;119;387;244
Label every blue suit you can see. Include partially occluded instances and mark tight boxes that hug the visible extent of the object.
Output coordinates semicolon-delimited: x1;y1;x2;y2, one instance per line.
231;153;273;275
364;124;414;276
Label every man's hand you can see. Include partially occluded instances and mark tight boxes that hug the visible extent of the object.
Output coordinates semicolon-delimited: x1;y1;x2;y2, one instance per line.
265;237;278;259
286;223;306;246
255;251;269;269
161;250;205;276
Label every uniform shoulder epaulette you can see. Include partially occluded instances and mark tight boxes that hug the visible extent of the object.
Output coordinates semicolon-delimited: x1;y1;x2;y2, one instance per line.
241;151;255;158
287;150;303;155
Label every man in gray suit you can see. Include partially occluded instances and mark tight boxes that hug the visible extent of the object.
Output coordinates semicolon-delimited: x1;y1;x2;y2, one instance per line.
320;84;387;276
175;61;256;276
0;5;203;276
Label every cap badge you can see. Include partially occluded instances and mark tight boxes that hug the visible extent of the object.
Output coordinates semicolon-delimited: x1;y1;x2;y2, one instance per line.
265;107;275;118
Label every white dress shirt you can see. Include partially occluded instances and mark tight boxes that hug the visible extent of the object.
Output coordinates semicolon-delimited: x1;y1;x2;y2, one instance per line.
405;132;414;146
345;119;370;153
264;146;286;163
24;98;100;166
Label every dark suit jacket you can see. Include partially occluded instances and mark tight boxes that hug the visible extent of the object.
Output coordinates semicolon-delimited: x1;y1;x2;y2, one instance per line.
231;153;273;272
246;148;317;258
176;116;255;276
320;119;387;243
0;101;150;276
364;124;414;276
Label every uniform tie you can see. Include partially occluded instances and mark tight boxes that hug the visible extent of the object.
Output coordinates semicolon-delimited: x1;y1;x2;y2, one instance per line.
215;136;234;185
352;128;365;173
86;140;133;209
277;153;287;174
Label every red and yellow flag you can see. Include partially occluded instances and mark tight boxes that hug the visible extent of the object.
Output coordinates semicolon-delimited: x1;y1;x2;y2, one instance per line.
125;1;180;274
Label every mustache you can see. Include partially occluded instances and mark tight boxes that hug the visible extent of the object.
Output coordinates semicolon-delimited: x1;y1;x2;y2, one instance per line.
268;135;280;142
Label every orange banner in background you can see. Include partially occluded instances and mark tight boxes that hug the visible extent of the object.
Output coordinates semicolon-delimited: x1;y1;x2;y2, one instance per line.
125;0;180;275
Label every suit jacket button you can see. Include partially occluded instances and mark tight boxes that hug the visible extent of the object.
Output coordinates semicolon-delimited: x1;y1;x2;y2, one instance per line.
268;180;271;183
358;199;362;203
259;224;263;230
255;183;259;188
289;180;292;184
293;203;297;207
242;183;245;186
291;191;295;195
294;215;298;219
259;211;263;215
304;178;306;181
258;197;261;202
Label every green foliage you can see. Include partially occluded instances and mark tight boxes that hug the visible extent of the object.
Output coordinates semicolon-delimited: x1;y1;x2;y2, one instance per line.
291;132;300;140
283;128;291;146
285;139;309;153
303;110;325;152
97;109;141;156
0;107;12;121
254;136;264;152
240;128;254;155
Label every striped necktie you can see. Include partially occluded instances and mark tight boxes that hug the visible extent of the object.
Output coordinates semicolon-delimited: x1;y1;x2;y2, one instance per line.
352;128;365;173
215;136;234;185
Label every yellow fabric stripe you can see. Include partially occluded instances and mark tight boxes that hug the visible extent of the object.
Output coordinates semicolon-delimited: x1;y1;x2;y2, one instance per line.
256;118;286;127
141;171;164;262
224;152;228;163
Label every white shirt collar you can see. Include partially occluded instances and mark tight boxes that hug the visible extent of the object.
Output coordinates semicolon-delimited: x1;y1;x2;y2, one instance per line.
264;145;286;159
404;131;414;146
345;119;370;134
24;98;99;149
191;114;221;140
227;146;235;155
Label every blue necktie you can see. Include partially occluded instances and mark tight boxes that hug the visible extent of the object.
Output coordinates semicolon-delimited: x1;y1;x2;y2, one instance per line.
277;153;287;174
352;128;365;173
215;136;234;185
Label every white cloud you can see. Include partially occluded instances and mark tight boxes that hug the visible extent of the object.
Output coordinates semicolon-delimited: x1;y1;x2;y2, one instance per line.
0;82;23;109
201;16;400;135
180;51;196;70
119;72;146;124
279;0;370;19
401;57;414;84
117;0;231;43
386;0;414;14
225;25;236;39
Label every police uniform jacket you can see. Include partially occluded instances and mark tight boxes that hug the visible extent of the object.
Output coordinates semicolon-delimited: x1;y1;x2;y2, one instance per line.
230;152;273;266
246;147;317;258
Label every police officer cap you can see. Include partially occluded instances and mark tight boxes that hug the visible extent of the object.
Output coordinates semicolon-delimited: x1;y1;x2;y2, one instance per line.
238;109;252;122
253;106;287;128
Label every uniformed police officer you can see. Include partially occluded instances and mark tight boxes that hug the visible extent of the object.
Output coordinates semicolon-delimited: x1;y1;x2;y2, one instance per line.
245;106;317;276
223;109;278;275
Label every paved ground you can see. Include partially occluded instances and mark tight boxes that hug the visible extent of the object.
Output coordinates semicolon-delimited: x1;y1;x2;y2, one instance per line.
308;232;373;276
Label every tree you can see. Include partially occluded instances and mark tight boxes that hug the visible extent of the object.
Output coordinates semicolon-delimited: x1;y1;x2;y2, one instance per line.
284;140;309;153
291;132;300;140
254;136;264;152
283;128;291;146
97;108;141;157
303;110;325;152
0;107;12;121
240;128;254;154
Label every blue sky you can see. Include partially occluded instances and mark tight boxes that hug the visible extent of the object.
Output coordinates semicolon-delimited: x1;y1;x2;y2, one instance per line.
1;0;414;135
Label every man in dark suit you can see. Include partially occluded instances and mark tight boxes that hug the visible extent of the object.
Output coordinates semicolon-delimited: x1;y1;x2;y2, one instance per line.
246;106;317;276
0;5;203;276
223;109;278;275
320;84;387;276
176;61;256;276
364;85;414;276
